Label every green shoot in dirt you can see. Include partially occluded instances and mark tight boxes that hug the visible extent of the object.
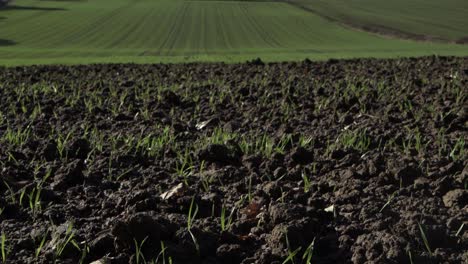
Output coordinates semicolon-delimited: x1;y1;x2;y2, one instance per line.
302;238;316;264
187;196;200;255
1;233;7;264
35;231;48;259
154;241;172;264
28;187;42;217
176;150;194;186
379;191;398;213
282;233;301;264
2;125;31;147
56;131;73;160
449;137;465;161
133;236;148;264
302;172;312;193
418;223;432;256
53;222;80;262
220;205;235;232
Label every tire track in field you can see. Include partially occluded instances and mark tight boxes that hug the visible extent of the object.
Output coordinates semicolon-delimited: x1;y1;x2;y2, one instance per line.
165;2;191;56
62;1;138;46
238;3;282;48
134;2;165;53
156;2;187;55
215;4;232;51
105;2;154;49
284;0;456;44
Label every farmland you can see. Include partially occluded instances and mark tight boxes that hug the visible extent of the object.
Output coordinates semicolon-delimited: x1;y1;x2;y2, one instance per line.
0;57;467;263
0;0;467;263
0;0;467;65
292;0;468;43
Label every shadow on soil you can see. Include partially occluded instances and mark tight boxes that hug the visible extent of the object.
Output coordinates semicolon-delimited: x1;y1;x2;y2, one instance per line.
0;39;16;46
0;5;66;11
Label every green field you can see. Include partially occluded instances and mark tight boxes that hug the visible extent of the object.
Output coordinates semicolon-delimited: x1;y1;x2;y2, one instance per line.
0;0;467;65
293;0;468;42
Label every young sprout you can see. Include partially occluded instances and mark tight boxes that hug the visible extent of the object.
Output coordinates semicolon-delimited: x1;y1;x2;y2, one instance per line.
418;223;432;256
133;237;148;264
301;172;312;193
35;232;48;259
379;191;398;213
56;131;73;159
302;237;316;264
53;222;80;262
187;197;200;255
220;205;235;232
198;161;211;192
282;233;301;264
1;233;7;264
449;137;465;161
28;187;42;217
2;125;31;147
154;241;172;264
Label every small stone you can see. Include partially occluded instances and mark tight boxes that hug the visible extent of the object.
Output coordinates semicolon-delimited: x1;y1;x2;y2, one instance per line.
442;189;467;208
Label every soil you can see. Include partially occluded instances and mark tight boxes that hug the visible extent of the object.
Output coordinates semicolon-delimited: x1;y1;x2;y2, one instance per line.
0;56;467;264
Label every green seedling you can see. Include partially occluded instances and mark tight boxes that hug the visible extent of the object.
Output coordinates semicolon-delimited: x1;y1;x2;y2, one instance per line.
35;232;48;259
53;222;80;262
133;236;148;264
298;135;314;148
187;197;200;255
418;223;432;256
198;161;211;192
154;241;172;264
3;125;31;147
28;187;42;216
78;243;89;264
379;191;398;213
187;197;198;231
56;131;73;159
282;233;301;264
209;127;237;145
302;237;316;264
220;205;235;232
449;137;465;161
336;128;371;153
19;188;26;206
176;150;195;186
302;172;312;193
1;233;7;264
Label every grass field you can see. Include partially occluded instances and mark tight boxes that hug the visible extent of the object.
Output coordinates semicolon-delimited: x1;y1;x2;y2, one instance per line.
293;0;468;42
0;0;467;65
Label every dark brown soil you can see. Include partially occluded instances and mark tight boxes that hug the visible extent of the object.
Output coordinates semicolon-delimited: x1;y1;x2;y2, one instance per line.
0;56;467;264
